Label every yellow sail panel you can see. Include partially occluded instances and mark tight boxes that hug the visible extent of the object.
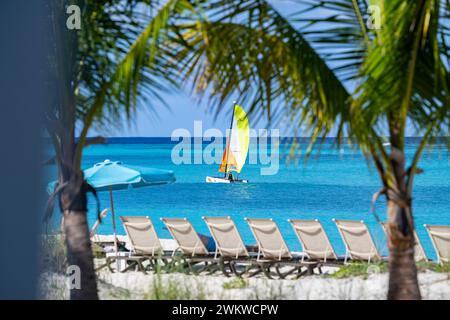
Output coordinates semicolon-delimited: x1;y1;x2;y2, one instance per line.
234;104;249;172
218;104;249;173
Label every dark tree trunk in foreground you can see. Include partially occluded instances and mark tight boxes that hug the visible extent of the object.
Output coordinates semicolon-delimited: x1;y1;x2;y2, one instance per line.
386;200;421;299
384;140;421;299
61;176;98;300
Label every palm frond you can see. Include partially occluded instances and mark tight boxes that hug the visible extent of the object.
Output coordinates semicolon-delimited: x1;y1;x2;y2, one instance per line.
169;0;351;156
74;0;194;168
288;0;371;83
345;0;449;187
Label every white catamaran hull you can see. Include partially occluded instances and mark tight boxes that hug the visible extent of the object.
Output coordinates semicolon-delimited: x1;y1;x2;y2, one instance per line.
206;176;248;183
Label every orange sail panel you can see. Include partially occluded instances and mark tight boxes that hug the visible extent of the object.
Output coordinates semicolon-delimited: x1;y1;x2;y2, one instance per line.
219;140;238;172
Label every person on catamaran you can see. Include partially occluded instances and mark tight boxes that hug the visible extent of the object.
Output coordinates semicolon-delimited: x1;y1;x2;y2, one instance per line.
228;172;234;181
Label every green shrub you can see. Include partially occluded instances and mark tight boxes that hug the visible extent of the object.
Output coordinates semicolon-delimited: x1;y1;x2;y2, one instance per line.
331;262;388;279
416;261;450;273
435;262;450;273
222;277;248;289
92;242;106;259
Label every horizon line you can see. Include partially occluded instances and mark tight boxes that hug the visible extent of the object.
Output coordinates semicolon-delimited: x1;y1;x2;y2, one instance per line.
80;135;442;138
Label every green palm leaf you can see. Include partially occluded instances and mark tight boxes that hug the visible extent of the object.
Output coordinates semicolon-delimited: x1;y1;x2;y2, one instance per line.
168;0;351;156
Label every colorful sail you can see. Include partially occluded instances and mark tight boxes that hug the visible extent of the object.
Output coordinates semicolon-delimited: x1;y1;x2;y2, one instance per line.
219;104;249;173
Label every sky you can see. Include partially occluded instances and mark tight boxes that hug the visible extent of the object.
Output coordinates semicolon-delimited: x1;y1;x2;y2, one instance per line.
87;0;419;138
89;91;235;137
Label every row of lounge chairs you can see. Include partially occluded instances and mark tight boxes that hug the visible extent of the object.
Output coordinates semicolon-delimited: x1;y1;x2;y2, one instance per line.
95;216;450;279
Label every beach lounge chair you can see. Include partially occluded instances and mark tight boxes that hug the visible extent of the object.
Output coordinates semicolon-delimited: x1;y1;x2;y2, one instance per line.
245;218;318;278
380;222;428;262
119;216;171;272
202;216;262;277
161;217;219;274
203;216;249;258
424;224;450;264
98;216;169;273
333;219;383;263
288;219;342;265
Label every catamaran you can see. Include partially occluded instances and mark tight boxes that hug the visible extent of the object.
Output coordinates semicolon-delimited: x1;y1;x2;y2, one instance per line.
206;103;249;183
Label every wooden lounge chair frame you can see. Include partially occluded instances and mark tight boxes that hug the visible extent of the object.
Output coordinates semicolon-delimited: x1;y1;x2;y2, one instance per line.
202;216;265;278
245;218;319;279
161;217;224;275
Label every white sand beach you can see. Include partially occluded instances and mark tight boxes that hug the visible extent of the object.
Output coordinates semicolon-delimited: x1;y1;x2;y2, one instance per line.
40;269;450;300
38;234;450;300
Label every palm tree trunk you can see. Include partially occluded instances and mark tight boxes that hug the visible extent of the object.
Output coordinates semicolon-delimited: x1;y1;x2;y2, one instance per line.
386;200;421;300
61;180;99;300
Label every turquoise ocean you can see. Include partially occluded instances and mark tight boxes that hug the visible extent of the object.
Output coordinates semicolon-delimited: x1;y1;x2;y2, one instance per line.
47;138;450;260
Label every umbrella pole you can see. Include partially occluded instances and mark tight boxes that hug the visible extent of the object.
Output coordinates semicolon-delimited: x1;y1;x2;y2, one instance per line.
109;186;119;270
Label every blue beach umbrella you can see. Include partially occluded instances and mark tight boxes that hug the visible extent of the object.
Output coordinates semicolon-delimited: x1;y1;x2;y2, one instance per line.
83;160;175;255
84;159;175;191
49;159;175;257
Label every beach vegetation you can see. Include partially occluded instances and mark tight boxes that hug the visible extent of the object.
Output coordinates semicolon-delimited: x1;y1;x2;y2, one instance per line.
434;263;450;273
222;277;249;289
331;262;388;279
144;273;207;300
107;286;133;300
91;243;106;259
41;234;67;274
39;273;69;300
329;261;450;279
416;261;450;273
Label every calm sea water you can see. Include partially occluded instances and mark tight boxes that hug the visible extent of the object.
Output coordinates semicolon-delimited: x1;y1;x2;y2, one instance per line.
48;138;450;260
